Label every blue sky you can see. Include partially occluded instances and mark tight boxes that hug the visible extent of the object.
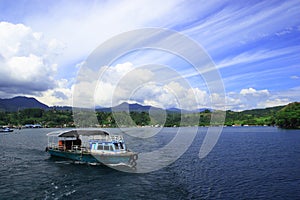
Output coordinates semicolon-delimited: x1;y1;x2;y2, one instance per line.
0;0;299;110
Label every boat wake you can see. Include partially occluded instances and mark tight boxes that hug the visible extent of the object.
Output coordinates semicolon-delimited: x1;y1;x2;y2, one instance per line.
106;162;130;167
54;161;72;165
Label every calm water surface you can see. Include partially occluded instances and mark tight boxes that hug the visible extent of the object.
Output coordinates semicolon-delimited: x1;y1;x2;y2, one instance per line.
0;127;299;199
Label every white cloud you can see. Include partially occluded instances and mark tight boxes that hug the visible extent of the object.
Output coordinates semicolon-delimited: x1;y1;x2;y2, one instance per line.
225;95;242;110
290;75;299;79
0;22;64;96
240;87;269;96
216;46;300;69
77;61;295;111
93;63;157;107
1;1;298;109
183;0;300;53
25;0;186;69
36;79;73;106
238;88;270;110
258;98;291;108
85;62;210;110
222;87;295;111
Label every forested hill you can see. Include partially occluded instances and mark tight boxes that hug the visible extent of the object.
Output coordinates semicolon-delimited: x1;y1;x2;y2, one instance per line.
276;102;300;129
225;105;285;126
225;102;299;128
0;96;49;112
239;106;285;117
0;97;299;129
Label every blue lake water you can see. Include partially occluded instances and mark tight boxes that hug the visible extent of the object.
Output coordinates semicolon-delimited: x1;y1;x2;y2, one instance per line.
0;127;299;199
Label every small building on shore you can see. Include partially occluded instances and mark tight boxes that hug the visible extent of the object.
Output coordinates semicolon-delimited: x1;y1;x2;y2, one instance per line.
24;124;42;128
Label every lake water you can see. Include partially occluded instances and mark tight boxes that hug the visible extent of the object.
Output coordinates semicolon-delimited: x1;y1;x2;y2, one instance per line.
0;127;299;199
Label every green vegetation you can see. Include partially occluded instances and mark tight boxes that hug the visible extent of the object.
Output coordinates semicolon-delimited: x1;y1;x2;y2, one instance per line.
224;106;281;126
0;108;74;128
276;102;300;129
0;103;299;129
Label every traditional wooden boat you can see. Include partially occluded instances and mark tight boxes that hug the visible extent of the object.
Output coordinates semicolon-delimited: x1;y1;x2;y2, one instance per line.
46;129;137;168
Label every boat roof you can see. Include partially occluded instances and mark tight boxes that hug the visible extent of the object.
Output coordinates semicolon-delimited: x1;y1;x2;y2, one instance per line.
47;129;109;137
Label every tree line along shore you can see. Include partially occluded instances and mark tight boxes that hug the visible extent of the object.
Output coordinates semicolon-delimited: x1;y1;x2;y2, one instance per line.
0;102;299;129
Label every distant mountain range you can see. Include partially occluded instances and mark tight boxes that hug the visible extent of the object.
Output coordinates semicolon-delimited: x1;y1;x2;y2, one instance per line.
96;102;212;113
96;102;156;112
0;96;49;112
0;96;209;113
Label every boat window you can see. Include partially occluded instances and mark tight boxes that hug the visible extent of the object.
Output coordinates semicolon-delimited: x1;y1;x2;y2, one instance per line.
114;143;119;150
119;142;124;149
109;146;113;151
104;145;109;151
97;144;103;150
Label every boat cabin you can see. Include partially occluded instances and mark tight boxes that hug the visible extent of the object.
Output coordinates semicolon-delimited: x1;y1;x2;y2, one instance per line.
46;129;137;168
90;135;126;153
47;129;126;153
58;137;81;151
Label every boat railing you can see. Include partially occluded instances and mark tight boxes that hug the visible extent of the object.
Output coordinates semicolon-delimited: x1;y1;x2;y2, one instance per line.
109;135;123;142
70;145;89;153
48;142;63;151
88;135;124;143
48;142;90;153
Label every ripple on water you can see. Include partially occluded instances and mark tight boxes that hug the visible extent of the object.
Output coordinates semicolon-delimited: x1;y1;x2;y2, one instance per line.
0;127;300;199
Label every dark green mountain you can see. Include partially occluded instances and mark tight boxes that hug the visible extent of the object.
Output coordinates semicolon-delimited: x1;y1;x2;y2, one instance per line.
96;102;164;112
0;96;49;112
276;102;300;129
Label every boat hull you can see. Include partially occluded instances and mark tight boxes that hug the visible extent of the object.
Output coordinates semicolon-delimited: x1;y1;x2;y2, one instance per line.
47;149;136;166
92;152;136;165
48;149;99;163
0;129;13;133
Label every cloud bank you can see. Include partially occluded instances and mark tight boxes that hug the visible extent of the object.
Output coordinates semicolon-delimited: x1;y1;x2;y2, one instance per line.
0;22;63;95
0;0;299;110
